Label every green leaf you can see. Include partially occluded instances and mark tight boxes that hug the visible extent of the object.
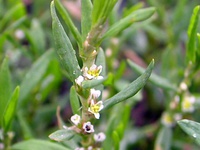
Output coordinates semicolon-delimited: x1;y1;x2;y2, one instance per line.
127;59;177;91
70;86;81;115
54;0;82;48
123;2;144;17
95;48;106;98
92;0;117;26
101;7;155;40
186;5;200;64
178;119;200;145
51;1;81;82
103;60;154;110
112;131;120;150
0;57;11;126
19;49;55;107
17;111;34;139
12;139;68;150
4;16;27;32
3;86;20;132
155;127;172;150
0;2;26;32
82;77;107;89
81;0;92;40
25;19;45;56
49;129;75;142
96;48;106;77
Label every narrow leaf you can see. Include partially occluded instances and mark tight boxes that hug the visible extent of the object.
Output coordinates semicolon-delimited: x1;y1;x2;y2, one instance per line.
103;60;154;110
112;131;120;150
19;50;55;107
178;119;200;145
0;57;11;125
95;48;106;98
49;129;75;142
81;0;92;40
3;86;20;132
70;86;81;115
25;19;45;55
127;59;177;91
186;5;200;63
0;3;26;32
102;7;155;40
54;0;82;47
17;111;34;139
51;1;81;82
92;0;117;26
96;48;106;77
12;139;68;150
82;77;107;89
155;127;172;150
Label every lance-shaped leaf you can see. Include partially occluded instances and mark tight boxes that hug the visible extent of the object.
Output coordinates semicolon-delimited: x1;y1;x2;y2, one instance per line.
49;129;75;142
154;127;172;150
178;119;200;145
25;19;45;55
101;7;155;40
0;57;11;126
70;86;81;115
81;0;92;40
54;0;82;47
12;139;68;150
127;59;177;91
17;111;34;139
19;50;55;107
95;48;106;99
103;60;154;110
186;5;200;64
3;86;20;132
82;76;109;89
92;0;117;26
0;2;26;32
51;1;81;82
96;48;106;77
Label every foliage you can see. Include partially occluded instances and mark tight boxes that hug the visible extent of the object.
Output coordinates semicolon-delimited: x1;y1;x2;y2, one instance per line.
0;0;200;150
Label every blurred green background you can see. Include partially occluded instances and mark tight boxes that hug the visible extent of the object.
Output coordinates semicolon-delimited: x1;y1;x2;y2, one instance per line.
0;0;200;149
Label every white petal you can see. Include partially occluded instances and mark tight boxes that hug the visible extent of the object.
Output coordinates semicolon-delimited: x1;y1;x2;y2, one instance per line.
94;113;100;119
97;76;103;80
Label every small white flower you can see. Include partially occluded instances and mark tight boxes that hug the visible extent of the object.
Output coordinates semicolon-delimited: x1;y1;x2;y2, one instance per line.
88;100;104;119
83;122;94;133
0;143;4;150
90;89;101;99
182;95;196;112
161;112;174;127
75;75;84;86
71;114;81;125
88;146;93;150
174;113;182;121
180;82;188;91
75;147;85;150
94;132;106;142
15;29;25;39
83;64;103;80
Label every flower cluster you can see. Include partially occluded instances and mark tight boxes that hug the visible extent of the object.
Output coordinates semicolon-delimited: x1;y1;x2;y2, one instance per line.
70;63;105;148
161;80;196;128
161;112;182;127
75;63;104;119
70;114;95;134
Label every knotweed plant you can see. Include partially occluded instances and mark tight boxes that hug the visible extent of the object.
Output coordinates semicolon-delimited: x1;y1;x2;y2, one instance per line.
49;0;155;149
